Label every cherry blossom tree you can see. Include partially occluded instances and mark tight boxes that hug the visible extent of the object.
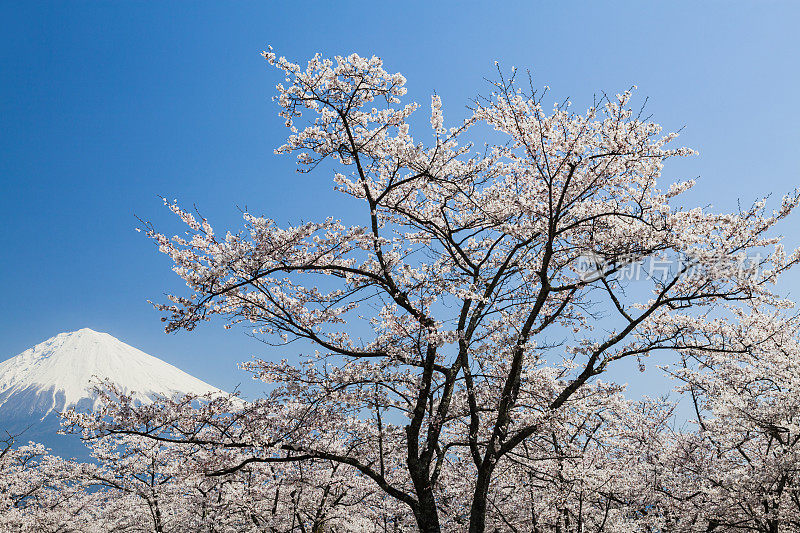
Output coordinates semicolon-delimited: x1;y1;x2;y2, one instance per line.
63;384;400;532
654;309;800;532
69;50;800;532
0;432;109;532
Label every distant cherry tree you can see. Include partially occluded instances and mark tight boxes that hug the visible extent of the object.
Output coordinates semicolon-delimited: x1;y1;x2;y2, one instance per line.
652;309;800;532
0;433;104;531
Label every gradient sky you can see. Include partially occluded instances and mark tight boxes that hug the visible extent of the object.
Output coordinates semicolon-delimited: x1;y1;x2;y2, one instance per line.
2;1;799;399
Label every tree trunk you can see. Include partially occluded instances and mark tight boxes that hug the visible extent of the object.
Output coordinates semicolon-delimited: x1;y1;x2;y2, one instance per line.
413;485;442;533
468;462;494;533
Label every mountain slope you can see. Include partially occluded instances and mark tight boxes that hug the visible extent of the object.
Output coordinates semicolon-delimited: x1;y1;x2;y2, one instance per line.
0;328;223;457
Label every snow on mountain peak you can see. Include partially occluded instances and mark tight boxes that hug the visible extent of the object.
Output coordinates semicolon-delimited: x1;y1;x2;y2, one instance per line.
0;329;224;417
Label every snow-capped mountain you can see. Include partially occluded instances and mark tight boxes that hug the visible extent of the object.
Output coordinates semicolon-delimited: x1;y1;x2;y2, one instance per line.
0;328;224;457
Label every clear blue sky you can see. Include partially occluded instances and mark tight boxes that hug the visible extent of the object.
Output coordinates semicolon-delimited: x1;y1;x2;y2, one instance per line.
2;1;799;398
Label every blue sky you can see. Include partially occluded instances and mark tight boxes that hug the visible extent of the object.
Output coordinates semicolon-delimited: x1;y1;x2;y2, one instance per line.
2;1;799;398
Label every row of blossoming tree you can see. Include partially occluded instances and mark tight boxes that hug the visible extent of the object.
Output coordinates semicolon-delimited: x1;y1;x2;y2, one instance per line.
4;50;800;532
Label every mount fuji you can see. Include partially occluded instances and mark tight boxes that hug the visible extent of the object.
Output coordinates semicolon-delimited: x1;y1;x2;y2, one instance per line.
0;328;223;458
